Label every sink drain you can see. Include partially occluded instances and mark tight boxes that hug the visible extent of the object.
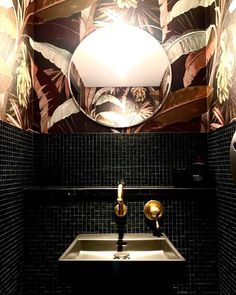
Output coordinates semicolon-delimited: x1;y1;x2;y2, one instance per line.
113;252;130;260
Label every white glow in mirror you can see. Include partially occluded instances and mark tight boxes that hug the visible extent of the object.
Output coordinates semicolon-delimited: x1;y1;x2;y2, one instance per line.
229;0;236;13
73;23;170;87
0;0;13;9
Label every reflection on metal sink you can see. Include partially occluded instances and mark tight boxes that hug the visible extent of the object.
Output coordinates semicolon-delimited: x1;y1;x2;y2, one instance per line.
59;233;184;261
59;233;185;284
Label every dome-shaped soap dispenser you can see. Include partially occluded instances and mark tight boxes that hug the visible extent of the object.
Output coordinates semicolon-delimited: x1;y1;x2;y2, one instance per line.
191;155;206;186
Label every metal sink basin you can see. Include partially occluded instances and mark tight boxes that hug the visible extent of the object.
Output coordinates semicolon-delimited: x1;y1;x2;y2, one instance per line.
59;233;185;284
59;233;184;261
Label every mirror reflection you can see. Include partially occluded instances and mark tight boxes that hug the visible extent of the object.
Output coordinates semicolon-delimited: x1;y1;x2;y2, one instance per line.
69;23;172;128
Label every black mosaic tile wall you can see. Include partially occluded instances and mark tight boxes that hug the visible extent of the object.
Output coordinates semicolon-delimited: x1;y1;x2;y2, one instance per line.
5;120;236;295
24;189;218;295
208;122;236;295
0;121;33;295
33;133;208;187
23;132;219;294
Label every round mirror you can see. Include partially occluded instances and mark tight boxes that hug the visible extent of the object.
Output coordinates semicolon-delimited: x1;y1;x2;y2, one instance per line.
69;24;172;128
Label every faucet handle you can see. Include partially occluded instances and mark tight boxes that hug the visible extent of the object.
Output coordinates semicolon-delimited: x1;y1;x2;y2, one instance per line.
144;200;164;229
150;206;161;219
115;203;127;217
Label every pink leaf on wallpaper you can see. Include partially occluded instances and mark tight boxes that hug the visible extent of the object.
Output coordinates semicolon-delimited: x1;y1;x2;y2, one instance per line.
212;107;225;126
26;17;82;52
26;0;97;23
210;122;222;129
44;68;70;99
183;37;216;87
158;0;169;42
30;55;63;133
154;85;213;125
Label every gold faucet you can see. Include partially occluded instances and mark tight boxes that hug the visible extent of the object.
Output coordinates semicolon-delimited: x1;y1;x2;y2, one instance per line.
115;181;127;217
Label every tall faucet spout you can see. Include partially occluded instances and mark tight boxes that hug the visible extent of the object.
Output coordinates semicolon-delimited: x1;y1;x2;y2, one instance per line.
115;181;127;217
117;183;124;203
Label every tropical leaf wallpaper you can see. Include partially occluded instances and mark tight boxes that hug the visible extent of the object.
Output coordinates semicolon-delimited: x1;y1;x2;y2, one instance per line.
0;0;235;133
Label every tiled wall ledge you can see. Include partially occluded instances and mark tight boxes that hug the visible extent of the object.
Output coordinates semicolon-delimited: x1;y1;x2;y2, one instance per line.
24;186;216;201
24;186;216;191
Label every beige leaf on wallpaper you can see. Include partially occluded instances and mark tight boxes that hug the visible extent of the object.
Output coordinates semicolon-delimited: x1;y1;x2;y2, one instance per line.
29;38;72;76
6;99;24;129
24;0;31;9
92;94;123;121
0;57;12;119
48;98;80;129
92;88;117;106
166;0;216;25
84;87;96;113
164;25;216;64
27;0;96;22
111;129;121;133
0;56;12;93
81;2;97;38
6;113;22;129
0;92;7;119
0;8;17;39
94;94;123;108
155;86;213;125
95;112;129;127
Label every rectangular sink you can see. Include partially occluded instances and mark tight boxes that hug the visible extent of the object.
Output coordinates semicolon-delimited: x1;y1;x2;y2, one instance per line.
59;233;184;261
59;233;185;284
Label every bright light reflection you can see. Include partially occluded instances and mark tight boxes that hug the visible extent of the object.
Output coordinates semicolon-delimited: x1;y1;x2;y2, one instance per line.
229;0;236;13
0;0;13;9
73;23;170;87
